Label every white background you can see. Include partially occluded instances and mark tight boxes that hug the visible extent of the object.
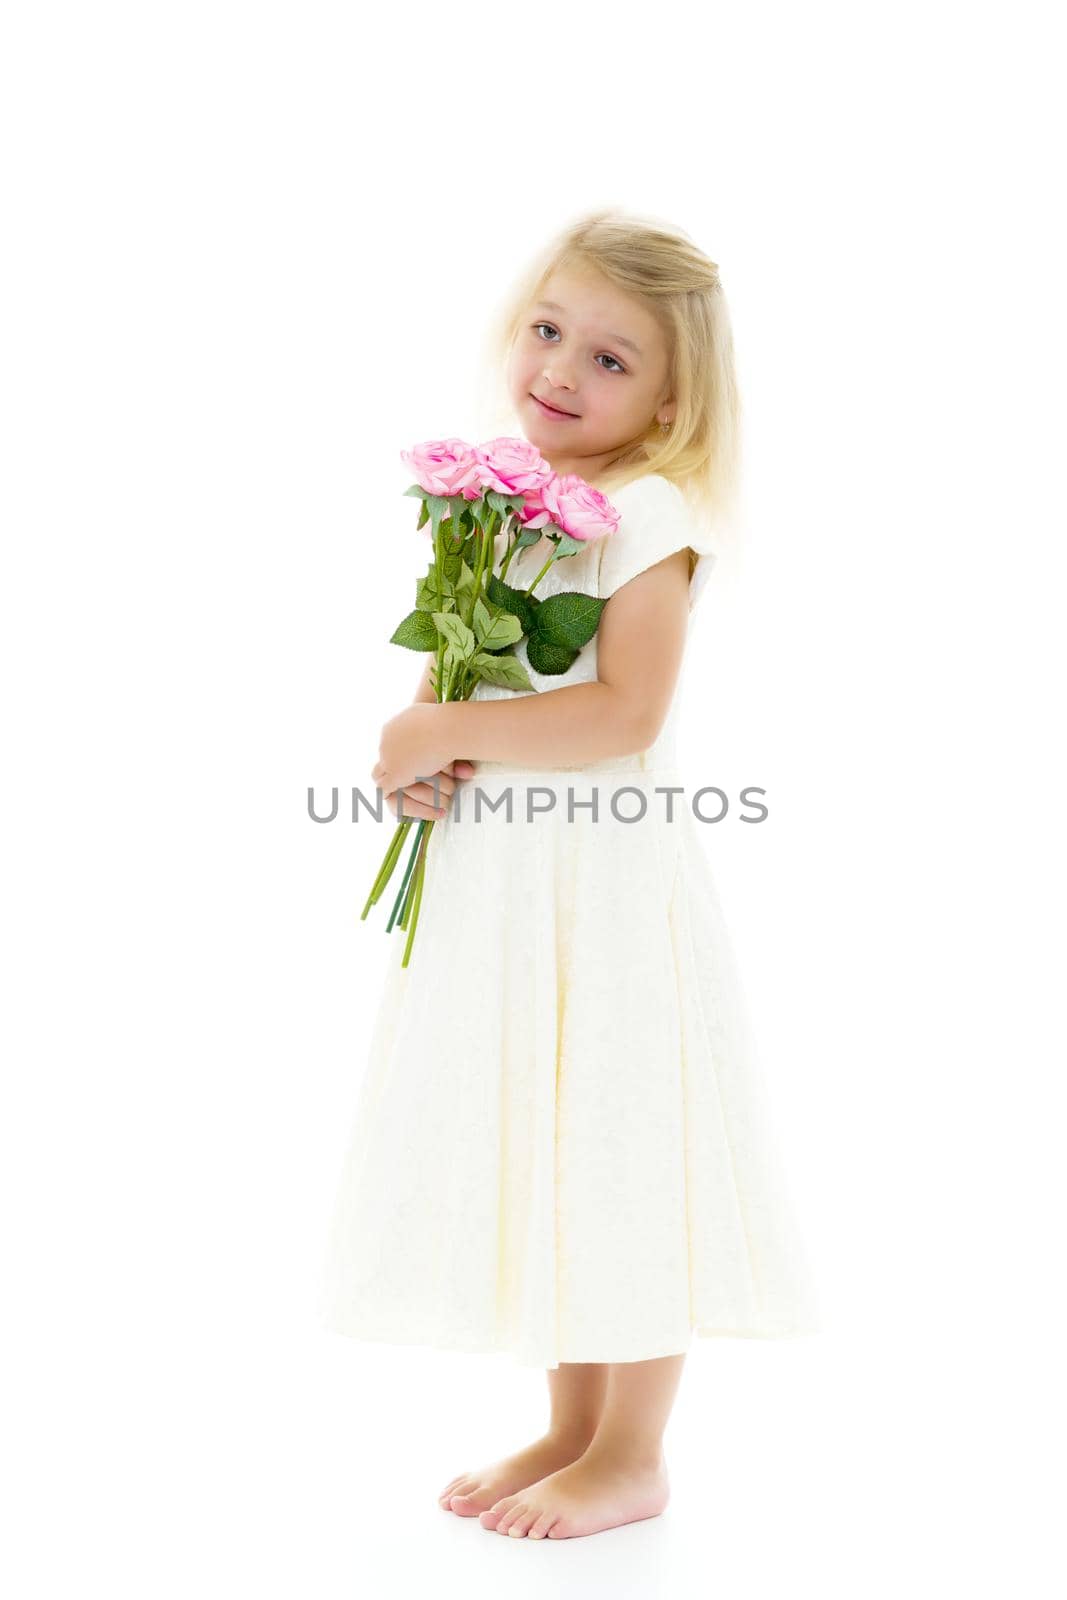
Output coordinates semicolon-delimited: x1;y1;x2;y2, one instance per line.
2;2;1064;1594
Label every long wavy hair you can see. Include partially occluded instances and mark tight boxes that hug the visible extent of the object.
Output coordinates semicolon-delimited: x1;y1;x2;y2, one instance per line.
476;206;743;565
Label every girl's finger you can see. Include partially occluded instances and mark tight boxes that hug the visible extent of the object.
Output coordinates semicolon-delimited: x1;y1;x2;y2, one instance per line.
388;784;449;820
389;797;444;821
406;777;454;806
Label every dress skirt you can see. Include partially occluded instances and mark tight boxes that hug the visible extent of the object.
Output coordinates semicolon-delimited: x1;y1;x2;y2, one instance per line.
317;763;822;1369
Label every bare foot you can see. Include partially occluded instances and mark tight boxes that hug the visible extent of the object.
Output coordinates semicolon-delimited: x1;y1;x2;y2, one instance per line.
438;1431;594;1517
478;1450;670;1539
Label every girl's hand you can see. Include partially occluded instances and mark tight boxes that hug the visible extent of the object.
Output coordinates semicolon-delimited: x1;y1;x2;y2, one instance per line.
384;759;476;822
372;703;463;799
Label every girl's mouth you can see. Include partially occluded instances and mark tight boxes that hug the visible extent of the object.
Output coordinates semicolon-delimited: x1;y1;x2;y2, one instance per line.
531;393;579;420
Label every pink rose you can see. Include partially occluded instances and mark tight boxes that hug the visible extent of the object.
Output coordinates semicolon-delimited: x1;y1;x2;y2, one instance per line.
399;438;484;499
472;437;555;498
539;473;621;542
516;482;553;530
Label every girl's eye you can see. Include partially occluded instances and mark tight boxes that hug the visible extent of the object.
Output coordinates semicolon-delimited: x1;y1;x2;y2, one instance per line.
532;323;626;374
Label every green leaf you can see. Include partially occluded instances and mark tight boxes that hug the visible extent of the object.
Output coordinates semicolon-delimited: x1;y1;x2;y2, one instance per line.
471;651;534;691
476;605;523;651
432;610;476;659
440;519;465;559
471;597;491;642
485;571;539;635
417;579;456;613
442;640;463;676
417;570;449;609
529;590;606;650
390;609;439;650
526;632;578;675
453;559;476;596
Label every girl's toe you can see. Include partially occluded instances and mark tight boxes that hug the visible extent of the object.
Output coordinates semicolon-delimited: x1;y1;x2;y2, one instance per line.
527;1511;556;1539
497;1500;525;1533
478;1499;507;1530
449;1491;486;1518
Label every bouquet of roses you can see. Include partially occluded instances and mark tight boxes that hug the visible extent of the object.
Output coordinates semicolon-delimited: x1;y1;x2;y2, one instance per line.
361;434;621;966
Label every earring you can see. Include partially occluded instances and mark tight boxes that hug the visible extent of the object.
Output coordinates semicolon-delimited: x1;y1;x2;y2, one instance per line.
659;419;671;435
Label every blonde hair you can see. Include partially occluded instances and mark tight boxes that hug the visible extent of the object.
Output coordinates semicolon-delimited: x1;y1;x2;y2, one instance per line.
478;206;743;565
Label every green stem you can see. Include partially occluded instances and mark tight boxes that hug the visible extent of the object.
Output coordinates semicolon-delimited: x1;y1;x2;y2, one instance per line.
523;548;558;592
360;813;415;917
462;506;498;629
401;824;431;966
387;818;430;932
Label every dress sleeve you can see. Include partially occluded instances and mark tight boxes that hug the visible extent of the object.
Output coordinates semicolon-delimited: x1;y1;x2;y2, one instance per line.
596;473;720;612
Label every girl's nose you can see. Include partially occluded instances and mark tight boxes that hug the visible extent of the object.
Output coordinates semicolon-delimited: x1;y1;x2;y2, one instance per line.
543;363;577;394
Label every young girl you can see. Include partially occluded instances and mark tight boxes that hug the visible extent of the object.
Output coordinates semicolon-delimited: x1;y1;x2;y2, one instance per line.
319;208;821;1541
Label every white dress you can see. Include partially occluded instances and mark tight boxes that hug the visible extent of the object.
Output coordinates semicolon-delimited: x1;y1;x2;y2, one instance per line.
318;472;821;1368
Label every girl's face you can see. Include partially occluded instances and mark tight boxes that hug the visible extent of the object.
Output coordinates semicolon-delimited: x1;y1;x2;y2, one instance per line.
506;263;675;485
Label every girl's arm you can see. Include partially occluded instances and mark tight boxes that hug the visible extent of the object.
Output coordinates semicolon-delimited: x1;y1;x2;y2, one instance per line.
373;550;691;790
